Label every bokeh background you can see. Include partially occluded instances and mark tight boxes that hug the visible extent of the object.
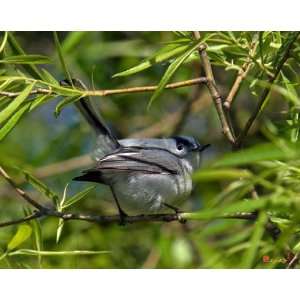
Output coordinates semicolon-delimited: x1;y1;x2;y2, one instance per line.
0;32;299;268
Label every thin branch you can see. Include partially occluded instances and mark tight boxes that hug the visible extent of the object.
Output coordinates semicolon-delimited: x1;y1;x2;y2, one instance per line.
236;32;300;148
286;253;299;269
0;211;42;228
192;32;236;145
0;166;47;211
0;77;207;98
223;38;259;109
0;166;258;228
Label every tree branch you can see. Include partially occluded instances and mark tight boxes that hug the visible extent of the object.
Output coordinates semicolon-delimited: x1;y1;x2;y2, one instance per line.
0;166;48;211
236;32;300;148
223;37;259;110
0;166;257;228
192;32;236;145
0;211;42;228
0;77;207;98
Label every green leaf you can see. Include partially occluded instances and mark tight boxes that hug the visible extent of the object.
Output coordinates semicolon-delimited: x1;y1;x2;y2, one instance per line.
0;82;34;124
56;184;69;243
62;31;88;53
212;142;298;168
293;240;300;252
50;84;82;97
173;31;192;39
240;212;268;268
192;168;252;182
148;40;202;109
7;33;43;79
63;185;95;209
29;94;53;112
0;102;31;141
280;72;299;105
0;32;8;53
182;197;268;221
113;42;192;78
55;95;82;117
53;32;72;84
30;217;43;267
7;224;32;251
21;170;59;206
8;249;109;257
0;55;51;65
40;68;59;85
273;32;299;70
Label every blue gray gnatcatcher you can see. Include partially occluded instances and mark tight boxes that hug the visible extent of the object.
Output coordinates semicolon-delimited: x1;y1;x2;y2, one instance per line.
60;79;209;221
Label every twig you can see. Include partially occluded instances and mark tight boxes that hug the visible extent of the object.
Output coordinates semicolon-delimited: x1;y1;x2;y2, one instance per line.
223;38;259;109
192;32;236;145
236;32;300;148
0;166;47;211
0;166;258;228
0;77;207;98
192;32;282;242
0;211;42;228
286;253;299;269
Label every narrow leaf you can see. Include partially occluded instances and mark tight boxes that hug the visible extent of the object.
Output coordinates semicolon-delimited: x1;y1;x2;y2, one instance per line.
63;185;95;209
0;82;34;124
113;42;191;78
212;142;298;168
0;55;51;65
7;224;32;251
8;249;109;256
29;94;53;112
0;32;8;53
21;170;59;206
53;32;72;84
192;168;252;182
40;68;59;85
0;102;31;141
56;184;69;243
241;212;268;268
148;40;202;108
55;95;82;117
7;33;43;79
62;31;88;53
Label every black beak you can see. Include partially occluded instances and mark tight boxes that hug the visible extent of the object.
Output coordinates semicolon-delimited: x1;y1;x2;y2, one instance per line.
198;144;210;152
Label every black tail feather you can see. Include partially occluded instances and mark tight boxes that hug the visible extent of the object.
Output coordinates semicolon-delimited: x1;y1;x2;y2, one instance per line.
73;171;103;183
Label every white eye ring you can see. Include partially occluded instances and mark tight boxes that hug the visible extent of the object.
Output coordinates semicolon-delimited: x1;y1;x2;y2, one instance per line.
177;143;184;151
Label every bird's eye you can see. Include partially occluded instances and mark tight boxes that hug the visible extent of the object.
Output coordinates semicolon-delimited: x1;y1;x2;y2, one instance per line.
177;143;184;151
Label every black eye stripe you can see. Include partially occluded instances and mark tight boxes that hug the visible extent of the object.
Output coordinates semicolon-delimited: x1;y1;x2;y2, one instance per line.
172;136;198;151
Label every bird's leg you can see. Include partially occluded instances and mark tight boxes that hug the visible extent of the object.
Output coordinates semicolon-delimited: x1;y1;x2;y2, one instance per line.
163;202;186;224
110;187;128;226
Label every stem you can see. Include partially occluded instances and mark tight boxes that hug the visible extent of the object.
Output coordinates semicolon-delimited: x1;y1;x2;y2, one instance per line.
192;32;236;145
236;32;300;148
0;77;207;98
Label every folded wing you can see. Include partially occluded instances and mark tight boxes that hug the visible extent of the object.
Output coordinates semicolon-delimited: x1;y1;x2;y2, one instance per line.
73;147;179;183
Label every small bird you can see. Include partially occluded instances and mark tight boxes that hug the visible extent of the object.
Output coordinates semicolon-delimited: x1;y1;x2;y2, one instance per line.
60;79;209;222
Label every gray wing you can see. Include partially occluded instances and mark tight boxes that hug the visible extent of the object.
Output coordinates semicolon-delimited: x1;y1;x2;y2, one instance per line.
73;147;180;183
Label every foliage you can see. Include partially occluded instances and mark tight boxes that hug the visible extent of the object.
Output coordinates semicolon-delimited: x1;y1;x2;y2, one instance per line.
0;31;300;268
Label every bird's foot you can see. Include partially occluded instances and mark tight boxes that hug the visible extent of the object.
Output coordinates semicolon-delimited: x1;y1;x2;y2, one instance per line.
118;210;129;226
163;202;186;224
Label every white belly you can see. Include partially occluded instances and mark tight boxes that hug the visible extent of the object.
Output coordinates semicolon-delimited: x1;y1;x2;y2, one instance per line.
112;173;192;214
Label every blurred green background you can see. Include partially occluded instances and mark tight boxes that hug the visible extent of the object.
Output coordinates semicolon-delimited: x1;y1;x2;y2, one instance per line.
0;32;300;268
